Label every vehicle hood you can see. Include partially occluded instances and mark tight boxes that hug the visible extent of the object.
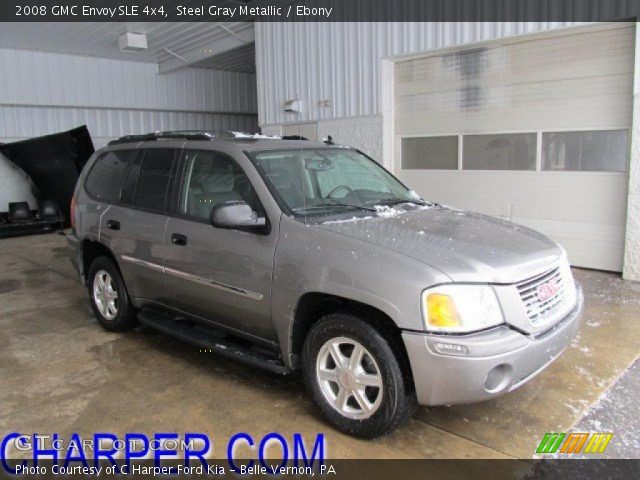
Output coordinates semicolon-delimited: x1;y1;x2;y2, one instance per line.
317;205;562;283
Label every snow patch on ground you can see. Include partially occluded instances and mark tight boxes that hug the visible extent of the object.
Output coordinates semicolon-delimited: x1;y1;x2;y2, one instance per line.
575;366;594;384
570;333;582;348
565;358;640;458
579;345;592;356
589;419;604;430
563;399;591;417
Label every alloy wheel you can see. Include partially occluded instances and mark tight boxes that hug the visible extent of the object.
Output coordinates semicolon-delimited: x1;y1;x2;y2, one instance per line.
93;270;119;320
316;336;383;419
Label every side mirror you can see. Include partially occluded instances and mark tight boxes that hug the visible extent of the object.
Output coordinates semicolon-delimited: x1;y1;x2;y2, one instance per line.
210;201;267;232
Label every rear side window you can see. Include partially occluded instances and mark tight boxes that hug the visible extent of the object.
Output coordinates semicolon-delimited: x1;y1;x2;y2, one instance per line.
133;149;176;212
84;150;136;203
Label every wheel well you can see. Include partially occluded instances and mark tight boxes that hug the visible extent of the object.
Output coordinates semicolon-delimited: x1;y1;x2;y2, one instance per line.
291;293;414;386
81;240;119;284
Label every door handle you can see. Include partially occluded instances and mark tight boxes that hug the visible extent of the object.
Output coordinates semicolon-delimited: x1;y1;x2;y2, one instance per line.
106;220;120;230
171;233;188;246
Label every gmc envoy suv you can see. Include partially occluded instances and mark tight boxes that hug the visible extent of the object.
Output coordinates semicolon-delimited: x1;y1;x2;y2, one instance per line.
68;131;583;438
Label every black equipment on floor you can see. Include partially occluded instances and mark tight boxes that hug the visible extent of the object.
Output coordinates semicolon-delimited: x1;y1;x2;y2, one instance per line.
0;199;65;239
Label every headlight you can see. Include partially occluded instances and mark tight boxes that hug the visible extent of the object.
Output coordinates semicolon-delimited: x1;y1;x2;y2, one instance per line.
422;285;504;333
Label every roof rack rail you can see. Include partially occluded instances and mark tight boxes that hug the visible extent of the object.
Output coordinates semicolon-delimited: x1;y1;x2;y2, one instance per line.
108;130;236;146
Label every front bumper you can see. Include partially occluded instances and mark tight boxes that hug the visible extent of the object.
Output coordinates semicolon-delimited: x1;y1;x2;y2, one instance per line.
403;284;584;406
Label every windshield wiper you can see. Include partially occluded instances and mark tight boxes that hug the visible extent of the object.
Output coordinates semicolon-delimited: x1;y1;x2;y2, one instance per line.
373;198;430;207
294;202;376;213
321;200;377;211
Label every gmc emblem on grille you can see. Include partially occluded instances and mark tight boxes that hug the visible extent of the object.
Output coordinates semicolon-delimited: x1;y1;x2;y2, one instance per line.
537;279;560;302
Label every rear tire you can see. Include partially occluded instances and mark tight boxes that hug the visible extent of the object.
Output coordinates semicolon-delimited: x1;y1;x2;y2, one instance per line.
87;256;137;332
302;313;417;438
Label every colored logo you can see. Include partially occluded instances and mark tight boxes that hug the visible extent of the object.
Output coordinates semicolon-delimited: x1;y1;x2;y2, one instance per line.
536;279;560;302
536;432;613;454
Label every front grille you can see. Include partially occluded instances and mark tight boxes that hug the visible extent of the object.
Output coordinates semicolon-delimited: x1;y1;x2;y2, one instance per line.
516;266;566;324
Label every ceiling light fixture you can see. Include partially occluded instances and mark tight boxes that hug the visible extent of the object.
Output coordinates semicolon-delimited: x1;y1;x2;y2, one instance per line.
118;32;148;52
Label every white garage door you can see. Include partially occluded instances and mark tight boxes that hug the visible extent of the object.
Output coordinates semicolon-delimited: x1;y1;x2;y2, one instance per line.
393;23;634;271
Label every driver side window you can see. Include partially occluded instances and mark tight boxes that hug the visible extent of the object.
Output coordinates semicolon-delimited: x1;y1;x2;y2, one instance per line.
179;150;261;221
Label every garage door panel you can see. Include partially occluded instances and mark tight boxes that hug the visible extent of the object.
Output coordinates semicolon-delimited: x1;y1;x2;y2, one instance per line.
515;218;625;272
395;24;634;95
396;26;633;90
396;95;632;136
396;75;633;135
508;26;633;67
397;170;628;226
397;57;633;98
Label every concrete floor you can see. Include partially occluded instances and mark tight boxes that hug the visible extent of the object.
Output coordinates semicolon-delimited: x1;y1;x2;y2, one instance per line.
1;233;639;460
570;357;639;458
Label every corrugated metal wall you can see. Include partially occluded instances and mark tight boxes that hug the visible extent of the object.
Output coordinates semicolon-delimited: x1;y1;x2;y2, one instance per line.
255;22;580;126
0;48;258;148
0;106;258;149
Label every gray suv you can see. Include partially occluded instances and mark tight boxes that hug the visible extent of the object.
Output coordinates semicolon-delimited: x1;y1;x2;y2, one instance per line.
67;131;583;438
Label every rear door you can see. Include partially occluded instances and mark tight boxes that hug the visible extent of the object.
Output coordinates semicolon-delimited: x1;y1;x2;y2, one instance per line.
163;148;279;342
80;148;136;249
108;147;178;306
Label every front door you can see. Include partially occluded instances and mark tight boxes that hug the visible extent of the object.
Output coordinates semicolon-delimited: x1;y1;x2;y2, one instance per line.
163;149;278;342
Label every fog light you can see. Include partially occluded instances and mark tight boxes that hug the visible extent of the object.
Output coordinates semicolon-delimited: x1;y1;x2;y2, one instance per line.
484;364;511;391
434;342;469;356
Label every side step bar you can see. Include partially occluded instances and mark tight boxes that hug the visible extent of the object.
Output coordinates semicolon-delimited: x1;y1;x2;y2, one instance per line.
137;309;290;375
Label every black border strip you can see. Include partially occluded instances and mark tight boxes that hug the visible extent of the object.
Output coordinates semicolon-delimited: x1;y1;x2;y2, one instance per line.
3;0;640;22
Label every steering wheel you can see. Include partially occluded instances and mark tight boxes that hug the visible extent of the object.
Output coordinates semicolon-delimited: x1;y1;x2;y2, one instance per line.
326;185;353;198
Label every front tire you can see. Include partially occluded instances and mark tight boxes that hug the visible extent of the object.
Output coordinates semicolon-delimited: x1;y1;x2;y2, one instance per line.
87;256;137;332
302;313;417;438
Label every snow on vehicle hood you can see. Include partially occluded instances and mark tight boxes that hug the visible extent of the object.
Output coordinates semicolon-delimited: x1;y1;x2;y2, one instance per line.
318;205;563;283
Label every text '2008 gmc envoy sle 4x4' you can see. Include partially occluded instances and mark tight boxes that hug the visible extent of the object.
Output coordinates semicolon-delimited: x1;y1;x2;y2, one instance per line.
67;131;583;438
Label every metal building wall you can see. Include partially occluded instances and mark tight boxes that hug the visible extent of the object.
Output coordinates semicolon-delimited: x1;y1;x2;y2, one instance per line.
0;48;258;148
255;22;580;126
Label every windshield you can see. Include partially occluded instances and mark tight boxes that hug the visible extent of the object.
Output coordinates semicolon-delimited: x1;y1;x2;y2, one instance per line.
251;148;423;216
